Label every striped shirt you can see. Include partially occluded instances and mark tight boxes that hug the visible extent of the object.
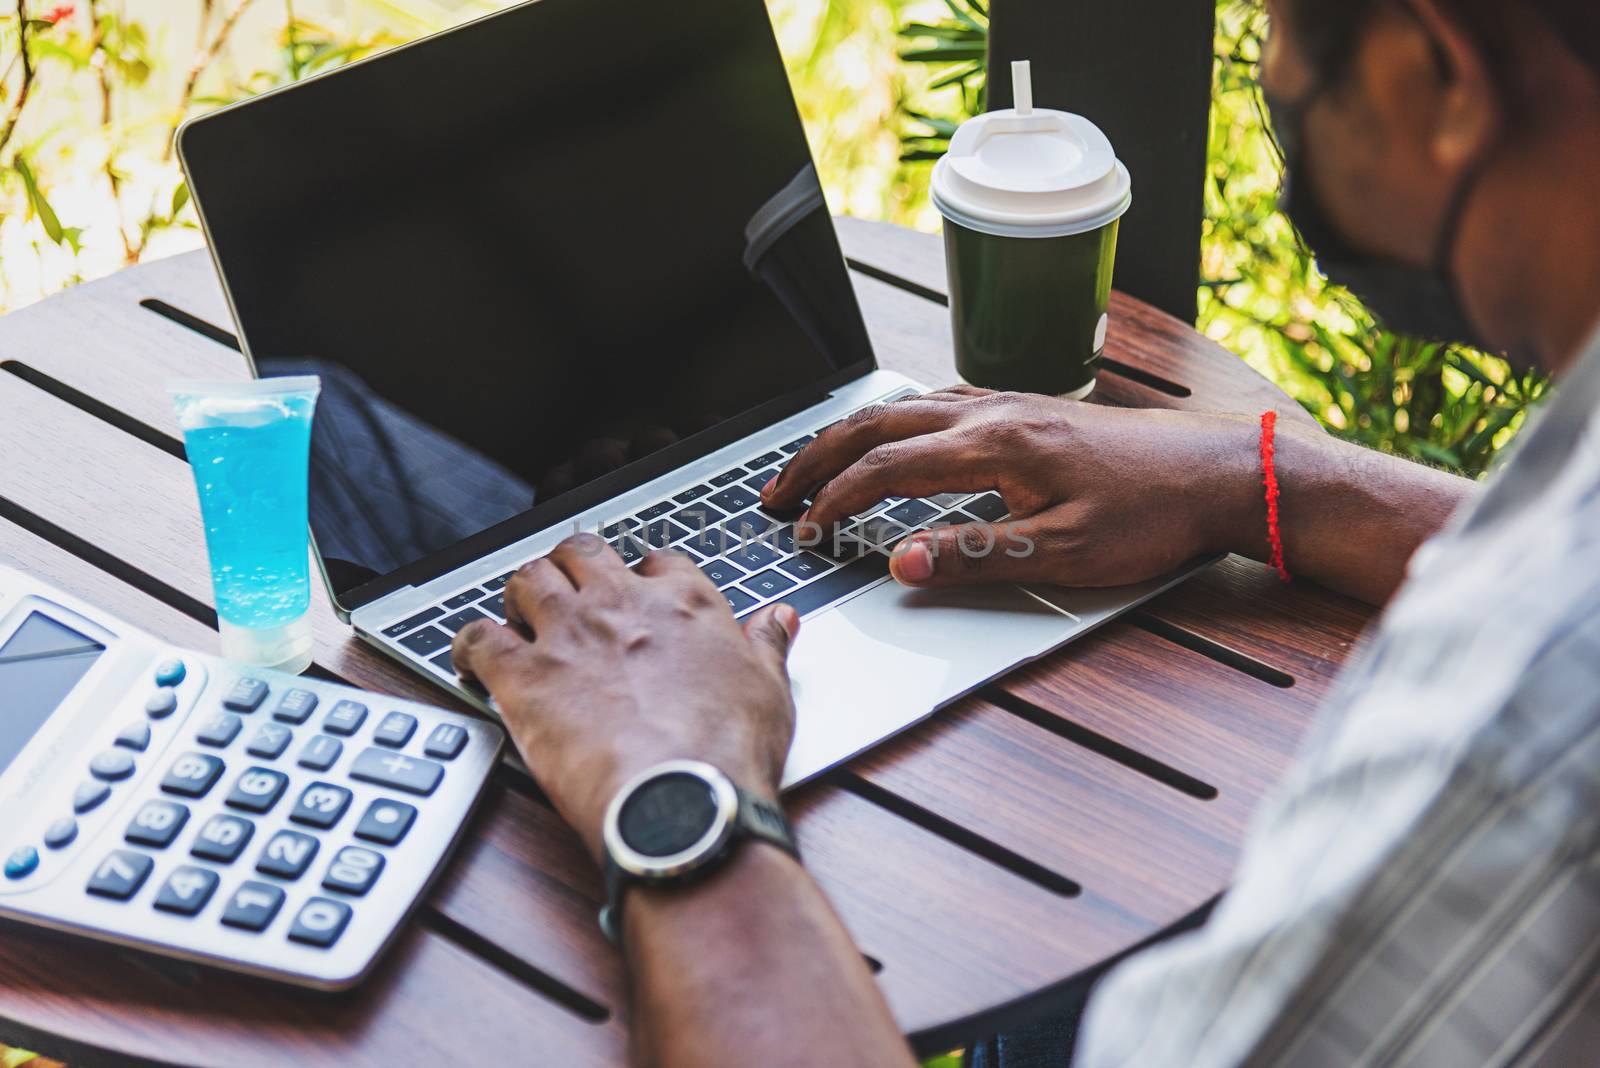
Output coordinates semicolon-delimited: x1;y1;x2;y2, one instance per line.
1077;325;1600;1067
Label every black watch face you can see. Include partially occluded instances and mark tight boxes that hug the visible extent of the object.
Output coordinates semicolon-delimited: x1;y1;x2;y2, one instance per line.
618;772;721;858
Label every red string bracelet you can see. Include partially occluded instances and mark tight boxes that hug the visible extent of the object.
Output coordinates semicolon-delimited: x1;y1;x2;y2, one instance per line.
1259;411;1290;582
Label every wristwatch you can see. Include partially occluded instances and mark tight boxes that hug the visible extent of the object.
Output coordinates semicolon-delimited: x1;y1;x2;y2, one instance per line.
598;759;798;944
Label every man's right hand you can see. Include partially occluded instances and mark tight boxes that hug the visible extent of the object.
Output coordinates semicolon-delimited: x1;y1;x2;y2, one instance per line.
764;387;1267;589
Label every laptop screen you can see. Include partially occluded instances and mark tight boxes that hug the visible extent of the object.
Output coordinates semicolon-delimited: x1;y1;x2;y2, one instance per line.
179;0;875;609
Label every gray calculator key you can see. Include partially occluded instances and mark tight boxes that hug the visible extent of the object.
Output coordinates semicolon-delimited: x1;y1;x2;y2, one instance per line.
153;865;220;915
349;748;444;796
256;829;319;880
86;849;154;900
74;780;111;813
191;814;254;863
89;749;136;782
44;817;77;849
354;799;417;845
322;845;385;896
423;723;468;760
114;721;151;752
223;678;269;712
195;712;242;748
125;800;190;848
324;700;368;736
145;690;178;719
298;734;343;772
225;767;289;813
246;723;293;759
221;880;285;931
373;712;417;748
273;688;319;724
290;783;352;830
289;897;353;947
160;752;225;798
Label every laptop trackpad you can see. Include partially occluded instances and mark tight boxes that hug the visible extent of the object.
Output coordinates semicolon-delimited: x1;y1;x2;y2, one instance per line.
779;580;1078;787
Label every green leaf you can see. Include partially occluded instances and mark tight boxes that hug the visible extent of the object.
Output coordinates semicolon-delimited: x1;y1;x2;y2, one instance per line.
898;24;986;41
899;44;988;64
14;157;64;245
171;181;190;217
929;63;982;90
941;0;986;30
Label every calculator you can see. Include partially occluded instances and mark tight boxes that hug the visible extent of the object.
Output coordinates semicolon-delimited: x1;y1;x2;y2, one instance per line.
0;567;504;990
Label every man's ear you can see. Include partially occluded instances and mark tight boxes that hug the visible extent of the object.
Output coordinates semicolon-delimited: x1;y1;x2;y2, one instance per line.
1404;0;1505;172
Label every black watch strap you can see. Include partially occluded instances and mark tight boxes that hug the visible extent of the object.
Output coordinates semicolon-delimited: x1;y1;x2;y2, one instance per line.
599;783;798;945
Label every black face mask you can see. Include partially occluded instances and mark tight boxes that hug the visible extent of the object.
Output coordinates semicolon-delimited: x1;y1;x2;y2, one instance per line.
1265;83;1494;351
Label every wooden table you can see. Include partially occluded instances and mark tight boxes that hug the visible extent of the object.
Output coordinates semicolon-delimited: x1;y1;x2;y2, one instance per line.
0;219;1372;1066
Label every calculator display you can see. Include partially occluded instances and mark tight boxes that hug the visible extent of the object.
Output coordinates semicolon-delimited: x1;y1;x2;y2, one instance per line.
0;612;104;772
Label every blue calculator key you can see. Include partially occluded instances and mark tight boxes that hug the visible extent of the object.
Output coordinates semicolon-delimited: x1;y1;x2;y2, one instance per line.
74;780;111;814
153;866;220;915
191;814;255;863
4;846;39;880
145;690;178;719
89;748;136;782
348;748;445;796
297;735;343;772
423;723;468;760
154;658;186;687
273;689;319;724
373;712;417;748
223;678;269;712
221;880;285;931
86;850;153;899
125;800;190;848
161;753;225;798
322;845;385;896
290;783;353;830
289;897;353;947
114;721;151;751
324;700;368;736
354;799;417;845
256;829;319;880
226;768;288;814
246;723;293;759
195;712;242;748
44;817;77;849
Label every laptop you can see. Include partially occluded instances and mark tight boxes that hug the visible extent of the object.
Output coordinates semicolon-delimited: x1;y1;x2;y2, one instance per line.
177;0;1200;787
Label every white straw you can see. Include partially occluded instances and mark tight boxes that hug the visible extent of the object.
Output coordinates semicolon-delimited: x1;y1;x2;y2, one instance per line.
1012;60;1033;116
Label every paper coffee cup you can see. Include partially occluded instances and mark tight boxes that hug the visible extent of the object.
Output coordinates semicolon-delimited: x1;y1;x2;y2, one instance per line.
931;62;1132;399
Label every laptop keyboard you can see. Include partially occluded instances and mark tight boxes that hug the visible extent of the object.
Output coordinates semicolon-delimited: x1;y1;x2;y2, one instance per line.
378;395;1011;678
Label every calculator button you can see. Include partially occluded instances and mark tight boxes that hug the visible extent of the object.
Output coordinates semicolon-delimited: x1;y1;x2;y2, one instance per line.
125;800;190;848
195;712;242;748
221;881;285;931
43;817;77;849
191;814;255;863
114;721;151;752
256;830;319;880
349;748;444;796
297;735;343;771
4;846;38;880
423;723;468;760
89;749;136;782
86;850;154;899
223;678;269;712
161;753;225;798
373;712;417;748
290;783;353;830
323;846;385;896
226;768;289;813
354;800;417;845
289;897;353;948
153;866;219;916
154;658;187;687
246;723;294;759
145;690;178;719
273;688;319;725
74;780;111;814
324;700;368;736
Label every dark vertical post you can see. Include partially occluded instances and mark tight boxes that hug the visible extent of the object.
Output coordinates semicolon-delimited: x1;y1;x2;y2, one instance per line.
987;0;1216;322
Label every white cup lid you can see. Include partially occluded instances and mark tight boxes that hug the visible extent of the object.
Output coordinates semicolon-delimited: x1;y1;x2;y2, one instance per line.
932;61;1132;239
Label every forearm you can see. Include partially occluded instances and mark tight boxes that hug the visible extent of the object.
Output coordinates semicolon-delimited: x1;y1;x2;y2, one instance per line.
1213;415;1477;605
622;845;916;1068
